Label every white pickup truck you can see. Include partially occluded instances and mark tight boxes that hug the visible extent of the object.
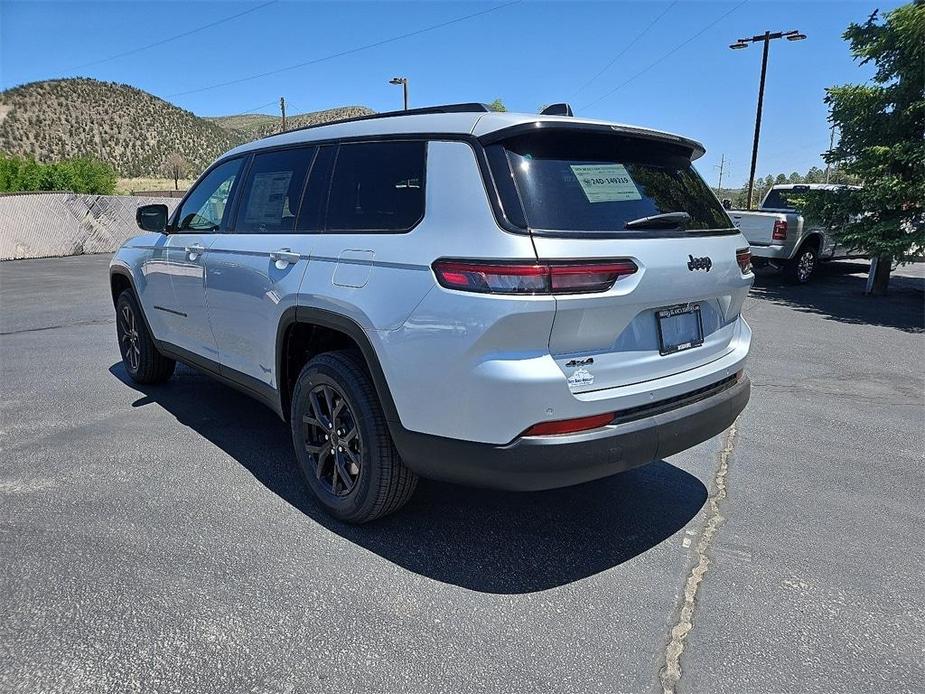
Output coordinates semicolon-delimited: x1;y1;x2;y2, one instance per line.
727;183;864;283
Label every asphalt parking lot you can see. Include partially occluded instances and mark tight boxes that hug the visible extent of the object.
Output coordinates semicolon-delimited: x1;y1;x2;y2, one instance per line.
1;254;923;694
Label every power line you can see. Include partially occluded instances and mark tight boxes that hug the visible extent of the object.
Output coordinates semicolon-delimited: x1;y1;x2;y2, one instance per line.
239;99;280;114
283;102;308;117
579;0;749;111
167;0;523;98
68;1;279;71
207;99;279;121
570;0;679;98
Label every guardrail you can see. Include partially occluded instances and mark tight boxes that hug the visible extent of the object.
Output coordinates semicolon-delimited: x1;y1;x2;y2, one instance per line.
0;192;180;261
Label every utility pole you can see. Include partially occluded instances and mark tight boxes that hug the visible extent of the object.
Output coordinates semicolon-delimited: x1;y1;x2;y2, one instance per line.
730;29;807;209
715;153;728;195
824;124;836;183
280;97;287;133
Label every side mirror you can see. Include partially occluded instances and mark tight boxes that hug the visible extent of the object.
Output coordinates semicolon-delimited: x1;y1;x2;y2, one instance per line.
722;198;732;210
136;204;169;233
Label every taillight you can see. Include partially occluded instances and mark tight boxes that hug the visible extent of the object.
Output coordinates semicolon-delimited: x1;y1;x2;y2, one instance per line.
772;220;788;241
432;259;637;295
736;248;752;275
522;412;614;437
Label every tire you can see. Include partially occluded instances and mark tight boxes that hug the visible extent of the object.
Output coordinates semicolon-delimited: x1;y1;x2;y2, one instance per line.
115;289;176;384
290;350;418;523
784;244;817;284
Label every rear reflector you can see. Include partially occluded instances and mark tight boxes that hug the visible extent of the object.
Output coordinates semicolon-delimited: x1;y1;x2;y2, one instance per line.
522;412;614;437
433;259;637;295
736;248;752;274
772;220;788;241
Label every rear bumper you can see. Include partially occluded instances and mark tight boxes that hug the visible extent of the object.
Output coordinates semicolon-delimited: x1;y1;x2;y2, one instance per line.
749;243;794;261
392;374;750;491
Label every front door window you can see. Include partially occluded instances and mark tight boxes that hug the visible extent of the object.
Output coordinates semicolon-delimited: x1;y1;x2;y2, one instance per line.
175;158;243;232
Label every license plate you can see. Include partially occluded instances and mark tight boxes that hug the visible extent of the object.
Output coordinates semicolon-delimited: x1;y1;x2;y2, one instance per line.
656;304;704;355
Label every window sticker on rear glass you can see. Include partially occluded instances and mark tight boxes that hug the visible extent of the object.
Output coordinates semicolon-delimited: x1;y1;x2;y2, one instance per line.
569;164;642;203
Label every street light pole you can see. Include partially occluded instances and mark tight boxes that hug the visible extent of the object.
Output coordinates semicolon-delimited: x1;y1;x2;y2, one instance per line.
389;77;409;110
730;29;806;209
745;33;770;210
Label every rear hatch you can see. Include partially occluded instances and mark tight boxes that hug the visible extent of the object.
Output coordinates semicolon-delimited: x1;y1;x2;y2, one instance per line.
484;126;752;393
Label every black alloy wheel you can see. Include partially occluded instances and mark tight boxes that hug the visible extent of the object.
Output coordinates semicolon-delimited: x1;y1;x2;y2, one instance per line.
118;301;141;374
302;383;363;497
114;289;175;384
290;351;418;523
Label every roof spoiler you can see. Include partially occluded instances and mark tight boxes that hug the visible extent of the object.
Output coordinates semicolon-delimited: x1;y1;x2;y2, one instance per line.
479;121;706;160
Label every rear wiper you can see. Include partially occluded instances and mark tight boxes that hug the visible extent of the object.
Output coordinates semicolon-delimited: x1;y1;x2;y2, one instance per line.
624;211;691;230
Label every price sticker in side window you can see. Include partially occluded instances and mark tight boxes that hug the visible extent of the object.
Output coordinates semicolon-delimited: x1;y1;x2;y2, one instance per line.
570;164;642;203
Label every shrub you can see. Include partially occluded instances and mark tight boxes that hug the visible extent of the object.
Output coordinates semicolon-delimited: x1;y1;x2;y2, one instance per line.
0;154;117;194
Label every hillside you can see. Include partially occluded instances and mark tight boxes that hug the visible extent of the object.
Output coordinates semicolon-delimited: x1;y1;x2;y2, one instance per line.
0;79;247;177
0;78;374;178
207;106;374;140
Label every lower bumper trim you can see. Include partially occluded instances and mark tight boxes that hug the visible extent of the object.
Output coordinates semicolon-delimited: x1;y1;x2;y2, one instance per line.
390;375;751;491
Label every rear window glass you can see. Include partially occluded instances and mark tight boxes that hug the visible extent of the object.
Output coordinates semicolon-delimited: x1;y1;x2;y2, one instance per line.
326;141;425;233
487;130;731;233
761;188;820;211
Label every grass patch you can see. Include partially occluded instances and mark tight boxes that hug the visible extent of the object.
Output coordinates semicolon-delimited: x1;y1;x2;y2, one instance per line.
116;177;195;195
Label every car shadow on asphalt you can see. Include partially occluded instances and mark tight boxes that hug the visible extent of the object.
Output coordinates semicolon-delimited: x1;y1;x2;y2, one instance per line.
111;362;708;594
751;261;924;333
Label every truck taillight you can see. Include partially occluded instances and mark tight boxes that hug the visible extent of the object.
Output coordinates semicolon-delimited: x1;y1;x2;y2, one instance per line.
736;248;752;275
772;220;788;241
432;259;638;295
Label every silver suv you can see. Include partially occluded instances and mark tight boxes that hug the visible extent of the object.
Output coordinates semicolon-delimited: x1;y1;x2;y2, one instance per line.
111;103;753;523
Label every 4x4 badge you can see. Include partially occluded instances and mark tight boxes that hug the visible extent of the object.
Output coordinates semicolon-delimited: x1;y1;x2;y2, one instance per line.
688;255;712;272
565;357;594;367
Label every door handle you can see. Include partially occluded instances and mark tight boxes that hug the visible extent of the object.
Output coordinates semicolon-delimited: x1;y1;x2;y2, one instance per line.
270;249;301;267
184;243;205;260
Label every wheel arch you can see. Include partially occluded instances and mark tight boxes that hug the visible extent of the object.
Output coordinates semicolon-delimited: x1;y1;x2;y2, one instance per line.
276;307;402;428
109;265;136;306
110;265;165;353
798;232;822;254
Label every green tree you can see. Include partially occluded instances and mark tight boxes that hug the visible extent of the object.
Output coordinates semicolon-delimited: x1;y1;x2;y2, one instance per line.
66;157;117;194
804;166;826;183
487;99;507;112
0;154;116;194
808;3;925;294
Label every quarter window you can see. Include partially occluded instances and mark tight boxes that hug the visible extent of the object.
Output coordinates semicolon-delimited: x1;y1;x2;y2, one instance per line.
326;141;425;233
175;158;243;232
236;147;316;233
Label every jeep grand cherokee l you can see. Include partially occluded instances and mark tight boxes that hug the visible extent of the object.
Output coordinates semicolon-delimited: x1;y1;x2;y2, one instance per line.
111;103;752;523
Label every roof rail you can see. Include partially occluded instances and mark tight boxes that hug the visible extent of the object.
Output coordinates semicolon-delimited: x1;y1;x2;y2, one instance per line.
279;102;492;137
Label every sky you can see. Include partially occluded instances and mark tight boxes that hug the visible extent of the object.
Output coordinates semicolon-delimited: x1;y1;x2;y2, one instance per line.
0;0;903;187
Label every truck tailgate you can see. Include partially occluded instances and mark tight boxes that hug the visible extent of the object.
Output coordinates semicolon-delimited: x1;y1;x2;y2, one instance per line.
728;210;785;246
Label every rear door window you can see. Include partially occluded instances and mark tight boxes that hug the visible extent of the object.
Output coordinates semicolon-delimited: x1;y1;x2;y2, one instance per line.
235;147;315;233
325;141;425;233
295;145;336;232
487;130;731;234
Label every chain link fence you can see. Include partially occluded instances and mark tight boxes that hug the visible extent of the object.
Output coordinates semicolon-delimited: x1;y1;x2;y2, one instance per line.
0;193;180;261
